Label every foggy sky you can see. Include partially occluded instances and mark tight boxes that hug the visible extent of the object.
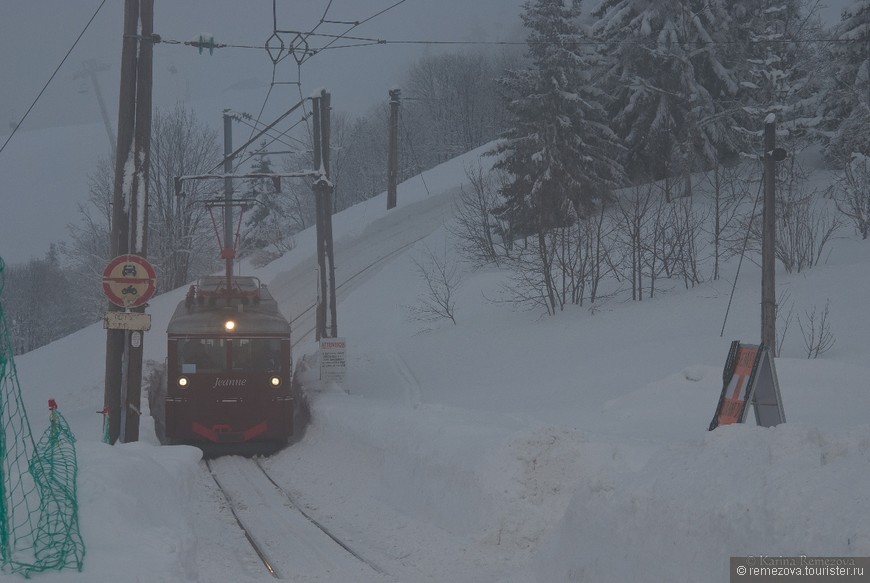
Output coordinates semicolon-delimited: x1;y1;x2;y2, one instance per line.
1;0;525;133
0;0;524;263
0;0;852;264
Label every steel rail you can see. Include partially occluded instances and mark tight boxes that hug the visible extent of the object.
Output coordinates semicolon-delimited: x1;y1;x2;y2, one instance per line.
205;459;280;579
253;459;387;575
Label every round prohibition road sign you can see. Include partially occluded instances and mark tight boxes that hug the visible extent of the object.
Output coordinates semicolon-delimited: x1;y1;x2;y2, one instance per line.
102;255;157;308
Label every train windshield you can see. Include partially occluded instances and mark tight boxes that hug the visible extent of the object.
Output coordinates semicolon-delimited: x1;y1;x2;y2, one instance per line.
178;338;227;373
177;337;281;373
232;338;282;372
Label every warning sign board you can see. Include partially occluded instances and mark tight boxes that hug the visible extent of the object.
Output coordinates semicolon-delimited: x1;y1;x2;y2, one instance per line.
102;255;156;308
320;337;346;383
709;341;785;430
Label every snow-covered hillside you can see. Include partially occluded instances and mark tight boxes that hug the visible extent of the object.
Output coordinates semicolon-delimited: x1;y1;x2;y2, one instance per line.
4;134;870;581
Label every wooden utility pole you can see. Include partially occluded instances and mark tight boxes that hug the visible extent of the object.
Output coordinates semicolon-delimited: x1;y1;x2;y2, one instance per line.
322;92;338;339
312;90;337;340
387;88;400;209
222;110;236;287
104;0;153;444
761;116;779;356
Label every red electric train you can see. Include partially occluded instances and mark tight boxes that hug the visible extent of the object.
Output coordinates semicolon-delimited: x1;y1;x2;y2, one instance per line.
151;274;298;455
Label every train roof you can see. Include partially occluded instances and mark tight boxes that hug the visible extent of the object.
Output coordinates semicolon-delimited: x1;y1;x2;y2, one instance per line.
167;276;291;337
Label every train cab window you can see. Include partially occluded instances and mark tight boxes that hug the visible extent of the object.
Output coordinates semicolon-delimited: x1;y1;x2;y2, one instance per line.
179;339;226;373
232;338;281;372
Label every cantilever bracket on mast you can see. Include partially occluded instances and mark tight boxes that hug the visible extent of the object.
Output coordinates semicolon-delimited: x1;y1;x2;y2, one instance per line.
205;98;309;175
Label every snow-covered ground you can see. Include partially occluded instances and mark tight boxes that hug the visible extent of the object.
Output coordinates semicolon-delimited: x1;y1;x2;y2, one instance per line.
4;133;870;582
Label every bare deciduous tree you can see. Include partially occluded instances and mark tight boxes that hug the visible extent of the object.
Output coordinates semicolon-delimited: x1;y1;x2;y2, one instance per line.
701;160;752;280
613;184;658;301
405;52;508;163
774;188;841;273
408;244;462;325
663;195;706;290
798;299;836;359
65;155;114;320
450;162;512;266
832;153;870;240
740;162;841;274
500;204;616;316
149;104;222;290
3;247;88;355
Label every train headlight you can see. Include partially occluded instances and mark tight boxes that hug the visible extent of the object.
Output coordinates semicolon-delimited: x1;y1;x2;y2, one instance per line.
224;320;236;332
177;376;189;388
269;376;282;388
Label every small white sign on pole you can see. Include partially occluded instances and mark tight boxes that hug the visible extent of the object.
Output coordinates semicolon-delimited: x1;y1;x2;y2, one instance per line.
103;311;152;331
320;337;346;383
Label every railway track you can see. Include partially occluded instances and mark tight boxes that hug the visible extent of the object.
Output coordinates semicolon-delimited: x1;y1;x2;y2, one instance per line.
288;234;429;350
205;456;389;582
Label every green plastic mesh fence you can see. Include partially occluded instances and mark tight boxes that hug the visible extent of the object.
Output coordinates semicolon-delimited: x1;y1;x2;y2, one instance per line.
0;256;85;577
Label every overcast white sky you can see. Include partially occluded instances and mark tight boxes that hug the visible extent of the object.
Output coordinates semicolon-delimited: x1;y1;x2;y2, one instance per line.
0;0;525;133
1;0;852;132
0;0;526;263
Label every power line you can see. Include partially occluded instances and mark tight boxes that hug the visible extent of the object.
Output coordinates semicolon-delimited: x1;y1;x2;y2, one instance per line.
1;0;108;157
720;170;765;338
229;113;305;150
296;0;409;66
233;113;313;171
306;0;335;39
237;77;276;173
243;0;410;154
142;33;868;54
357;0;409;28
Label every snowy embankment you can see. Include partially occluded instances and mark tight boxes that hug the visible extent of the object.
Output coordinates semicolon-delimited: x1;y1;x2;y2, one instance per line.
536;423;870;582
7;139;870;581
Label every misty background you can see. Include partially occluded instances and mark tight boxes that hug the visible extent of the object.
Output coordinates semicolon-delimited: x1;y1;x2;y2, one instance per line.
0;0;525;264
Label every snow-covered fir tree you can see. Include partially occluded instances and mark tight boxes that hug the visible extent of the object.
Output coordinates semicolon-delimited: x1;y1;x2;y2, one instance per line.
592;0;741;186
822;0;870;163
493;0;625;235
731;0;824;156
241;141;282;253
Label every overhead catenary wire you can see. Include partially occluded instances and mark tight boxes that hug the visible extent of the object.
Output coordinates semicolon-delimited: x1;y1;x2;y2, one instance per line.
232;113;313;172
719;167;766;338
1;0;108;157
237;0;410;165
267;1;412;150
229;112;307;151
142;33;867;54
295;0;409;64
304;0;335;40
236;72;277;174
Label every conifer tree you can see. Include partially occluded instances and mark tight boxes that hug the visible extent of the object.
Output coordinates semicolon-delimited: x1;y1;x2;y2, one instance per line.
592;0;741;185
493;0;625;236
241;141;280;252
823;0;870;163
732;0;824;156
